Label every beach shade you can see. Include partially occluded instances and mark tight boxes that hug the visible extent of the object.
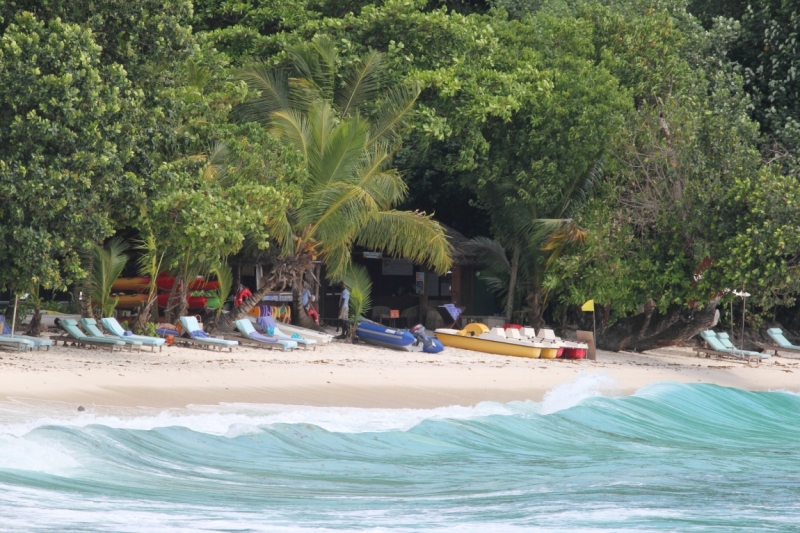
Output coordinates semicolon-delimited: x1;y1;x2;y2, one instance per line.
437;304;464;329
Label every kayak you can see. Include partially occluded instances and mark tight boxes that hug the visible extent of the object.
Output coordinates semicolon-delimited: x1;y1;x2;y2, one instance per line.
156;277;219;291
156;294;208;309
111;277;150;291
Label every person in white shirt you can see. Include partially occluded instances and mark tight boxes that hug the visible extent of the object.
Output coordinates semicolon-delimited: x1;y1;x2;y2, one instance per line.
337;283;350;338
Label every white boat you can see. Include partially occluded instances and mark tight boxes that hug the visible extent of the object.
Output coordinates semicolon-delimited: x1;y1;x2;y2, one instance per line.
247;316;333;345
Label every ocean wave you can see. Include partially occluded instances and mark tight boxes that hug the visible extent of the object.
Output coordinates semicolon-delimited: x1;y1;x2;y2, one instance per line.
2;381;800;531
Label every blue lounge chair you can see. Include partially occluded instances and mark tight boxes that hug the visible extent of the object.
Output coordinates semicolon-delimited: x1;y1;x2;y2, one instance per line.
257;316;316;350
233;319;297;351
0;336;34;351
695;330;768;364
0;315;53;350
58;319;127;352
100;317;166;352
80;318;142;352
177;316;238;352
765;328;800;355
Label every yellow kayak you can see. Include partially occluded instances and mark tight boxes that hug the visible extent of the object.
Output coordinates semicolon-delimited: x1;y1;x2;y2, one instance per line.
435;323;544;359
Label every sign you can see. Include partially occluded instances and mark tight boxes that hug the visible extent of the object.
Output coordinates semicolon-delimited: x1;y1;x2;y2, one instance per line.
382;258;413;276
415;272;425;295
390;309;400;319
363;251;383;259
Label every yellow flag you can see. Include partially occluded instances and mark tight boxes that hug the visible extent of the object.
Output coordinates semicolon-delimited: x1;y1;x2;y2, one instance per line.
581;299;594;312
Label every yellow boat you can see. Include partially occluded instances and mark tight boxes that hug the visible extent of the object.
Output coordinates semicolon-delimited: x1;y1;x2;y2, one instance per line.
435;323;547;359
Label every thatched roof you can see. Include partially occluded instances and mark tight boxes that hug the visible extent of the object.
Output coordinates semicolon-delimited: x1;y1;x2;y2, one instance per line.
441;223;480;267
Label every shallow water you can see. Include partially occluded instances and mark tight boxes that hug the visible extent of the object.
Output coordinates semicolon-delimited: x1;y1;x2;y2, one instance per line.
1;374;799;532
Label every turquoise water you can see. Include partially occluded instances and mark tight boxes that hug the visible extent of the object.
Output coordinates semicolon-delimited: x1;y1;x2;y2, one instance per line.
1;376;799;531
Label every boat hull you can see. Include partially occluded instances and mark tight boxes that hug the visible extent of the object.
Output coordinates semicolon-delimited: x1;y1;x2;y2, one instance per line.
436;331;542;358
356;320;416;351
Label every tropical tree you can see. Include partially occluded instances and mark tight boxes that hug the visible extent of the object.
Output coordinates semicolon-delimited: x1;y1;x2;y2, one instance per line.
343;264;373;340
218;36;452;331
82;237;130;319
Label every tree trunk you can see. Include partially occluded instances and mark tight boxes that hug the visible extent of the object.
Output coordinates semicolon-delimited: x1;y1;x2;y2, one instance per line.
163;276;182;324
134;294;158;333
26;300;43;336
598;298;721;352
505;245;520;323
292;287;318;329
216;261;296;332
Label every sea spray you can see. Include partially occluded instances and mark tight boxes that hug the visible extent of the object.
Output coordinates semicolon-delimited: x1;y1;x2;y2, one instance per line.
1;380;799;531
539;371;614;415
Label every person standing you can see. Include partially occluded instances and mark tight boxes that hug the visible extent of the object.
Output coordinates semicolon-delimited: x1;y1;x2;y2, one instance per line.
337;282;350;339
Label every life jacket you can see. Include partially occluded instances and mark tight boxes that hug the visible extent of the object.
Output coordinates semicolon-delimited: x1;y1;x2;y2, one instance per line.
234;287;253;307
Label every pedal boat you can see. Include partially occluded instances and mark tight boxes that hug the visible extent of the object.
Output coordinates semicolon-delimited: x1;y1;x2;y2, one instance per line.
435;323;548;358
520;327;588;359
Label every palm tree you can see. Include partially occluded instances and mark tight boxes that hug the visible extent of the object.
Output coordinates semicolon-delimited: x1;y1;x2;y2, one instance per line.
218;37;451;331
473;160;602;325
342;263;373;340
82;237;129;319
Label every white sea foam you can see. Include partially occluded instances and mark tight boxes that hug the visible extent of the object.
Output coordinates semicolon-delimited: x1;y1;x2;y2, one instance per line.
539;372;614;415
0;400;519;438
0;373;615;439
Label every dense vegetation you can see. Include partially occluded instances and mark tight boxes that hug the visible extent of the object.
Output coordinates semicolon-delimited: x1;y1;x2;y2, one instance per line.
0;0;797;346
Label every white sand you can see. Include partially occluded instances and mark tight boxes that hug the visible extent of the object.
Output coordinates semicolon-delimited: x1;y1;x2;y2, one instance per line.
1;334;797;409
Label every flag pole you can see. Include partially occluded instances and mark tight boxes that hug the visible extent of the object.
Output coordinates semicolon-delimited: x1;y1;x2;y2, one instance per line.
593;307;596;350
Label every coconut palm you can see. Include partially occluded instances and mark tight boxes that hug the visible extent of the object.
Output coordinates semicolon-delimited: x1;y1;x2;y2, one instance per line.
218;37;451;331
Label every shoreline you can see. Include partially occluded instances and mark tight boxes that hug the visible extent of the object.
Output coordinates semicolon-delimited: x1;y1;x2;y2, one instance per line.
1;338;798;410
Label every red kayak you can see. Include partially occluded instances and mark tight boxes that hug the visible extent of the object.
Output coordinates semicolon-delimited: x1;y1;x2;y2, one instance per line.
156;294;208;309
155;277;220;291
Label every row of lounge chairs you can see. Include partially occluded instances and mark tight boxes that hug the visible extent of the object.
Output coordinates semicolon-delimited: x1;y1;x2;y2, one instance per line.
695;328;800;364
48;316;315;353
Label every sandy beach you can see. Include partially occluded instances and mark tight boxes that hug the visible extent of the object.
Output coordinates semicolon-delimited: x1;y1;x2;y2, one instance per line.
1;333;797;409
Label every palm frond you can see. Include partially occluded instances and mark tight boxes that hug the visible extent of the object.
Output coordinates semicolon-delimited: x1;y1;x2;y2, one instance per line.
270;109;311;165
233;65;290;124
84;237;129;318
186;60;212;89
213;263;234;318
463;237;511;274
286;37;335;106
342;263;372;323
368;83;421;149
354;210;452;276
557;157;605;218
308;111;369;187
336;50;383;117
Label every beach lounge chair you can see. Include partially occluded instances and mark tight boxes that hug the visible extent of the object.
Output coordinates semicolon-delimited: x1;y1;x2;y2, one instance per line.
177;316;238;352
694;330;768;364
765;328;800;355
257;316;316;350
232;319;298;351
58;319;128;352
100;317;166;352
0;336;34;351
0;315;53;350
80;318;143;352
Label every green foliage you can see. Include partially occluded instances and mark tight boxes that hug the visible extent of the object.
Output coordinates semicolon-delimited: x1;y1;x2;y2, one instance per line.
236;37;452;279
0;12;139;294
343;264;373;324
83;237;129;318
212;263;234;317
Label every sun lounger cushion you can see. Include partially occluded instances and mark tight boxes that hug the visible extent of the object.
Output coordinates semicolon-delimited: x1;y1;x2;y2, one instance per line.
101;318;166;346
0;315;54;347
61;319;125;346
715;332;768;357
235;319;297;350
179;316;238;347
766;328;799;350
